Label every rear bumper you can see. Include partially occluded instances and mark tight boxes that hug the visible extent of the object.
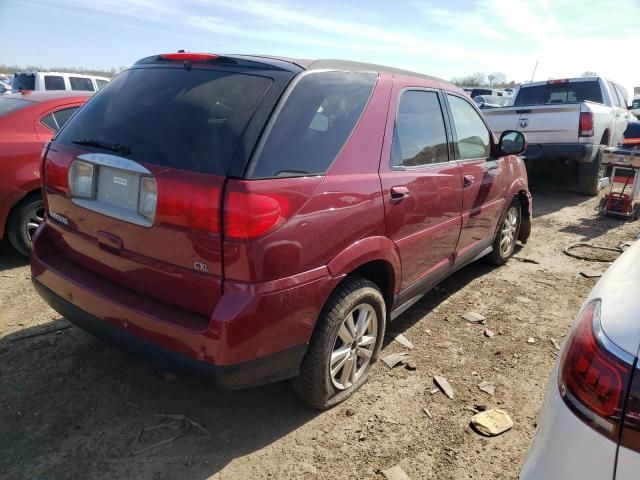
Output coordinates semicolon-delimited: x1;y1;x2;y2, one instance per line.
33;278;306;389
31;222;340;389
523;143;599;164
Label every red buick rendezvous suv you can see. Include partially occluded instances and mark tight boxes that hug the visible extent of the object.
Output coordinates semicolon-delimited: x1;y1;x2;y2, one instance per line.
31;53;531;409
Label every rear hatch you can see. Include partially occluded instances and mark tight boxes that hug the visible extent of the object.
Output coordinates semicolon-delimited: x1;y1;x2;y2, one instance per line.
510;79;604;144
42;57;290;323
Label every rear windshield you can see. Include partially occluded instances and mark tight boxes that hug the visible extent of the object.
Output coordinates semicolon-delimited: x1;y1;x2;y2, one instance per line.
56;67;273;175
514;81;603;106
0;98;33;116
12;74;35;92
247;71;376;178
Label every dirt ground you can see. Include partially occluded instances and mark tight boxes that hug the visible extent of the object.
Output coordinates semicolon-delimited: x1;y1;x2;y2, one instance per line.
1;177;639;480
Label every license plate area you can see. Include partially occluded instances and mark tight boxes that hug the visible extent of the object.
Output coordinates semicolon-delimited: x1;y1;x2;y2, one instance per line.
70;153;154;228
97;167;140;210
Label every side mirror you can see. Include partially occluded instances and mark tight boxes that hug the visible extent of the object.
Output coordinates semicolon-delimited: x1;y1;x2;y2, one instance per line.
499;130;526;156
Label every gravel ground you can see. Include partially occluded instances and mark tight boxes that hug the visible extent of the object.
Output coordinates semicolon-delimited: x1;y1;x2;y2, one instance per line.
1;178;638;480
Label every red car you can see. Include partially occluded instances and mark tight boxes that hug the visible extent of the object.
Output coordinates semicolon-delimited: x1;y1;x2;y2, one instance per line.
31;53;531;409
0;92;91;255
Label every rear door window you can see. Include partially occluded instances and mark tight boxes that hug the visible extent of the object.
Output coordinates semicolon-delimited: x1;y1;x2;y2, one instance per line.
44;76;66;90
447;94;491;160
514;81;603;105
41;107;80;132
391;90;449;167
247;71;376;178
56;67;273;175
95;79;109;90
69;77;94;91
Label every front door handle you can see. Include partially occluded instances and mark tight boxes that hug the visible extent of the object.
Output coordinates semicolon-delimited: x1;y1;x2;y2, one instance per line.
463;174;475;187
390;186;410;201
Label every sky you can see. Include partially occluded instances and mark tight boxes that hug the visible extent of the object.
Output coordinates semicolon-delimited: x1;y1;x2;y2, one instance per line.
1;0;639;96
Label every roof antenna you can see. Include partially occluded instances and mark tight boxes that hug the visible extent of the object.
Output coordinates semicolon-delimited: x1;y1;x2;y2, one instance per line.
529;60;539;84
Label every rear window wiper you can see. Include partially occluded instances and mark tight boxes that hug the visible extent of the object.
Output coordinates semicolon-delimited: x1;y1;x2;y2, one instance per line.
72;138;132;156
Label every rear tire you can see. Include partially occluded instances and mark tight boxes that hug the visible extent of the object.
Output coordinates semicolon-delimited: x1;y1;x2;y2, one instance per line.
291;277;386;410
486;200;521;265
7;194;44;257
578;148;603;196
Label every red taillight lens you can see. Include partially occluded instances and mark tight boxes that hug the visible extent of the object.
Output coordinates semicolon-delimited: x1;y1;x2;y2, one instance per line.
155;177;220;233
160;53;219;61
44;157;69;193
579;112;594;137
621;368;640;452
224;192;288;239
559;299;633;439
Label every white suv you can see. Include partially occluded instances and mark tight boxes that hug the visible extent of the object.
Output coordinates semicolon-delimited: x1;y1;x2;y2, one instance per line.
12;72;110;93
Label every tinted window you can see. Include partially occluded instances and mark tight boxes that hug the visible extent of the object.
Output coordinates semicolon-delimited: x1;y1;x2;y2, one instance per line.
13;74;35;92
54;107;79;128
632;99;640;109
41;108;79;132
44;76;65;90
0;98;33;116
96;79;109;90
471;89;492;98
447;95;490;160
248;71;376;178
41;113;58;131
514;81;603;106
391;90;448;167
69;77;94;91
57;67;273;175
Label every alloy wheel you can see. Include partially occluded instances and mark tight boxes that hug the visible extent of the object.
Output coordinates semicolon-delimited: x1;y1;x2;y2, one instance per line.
329;304;378;390
499;206;519;257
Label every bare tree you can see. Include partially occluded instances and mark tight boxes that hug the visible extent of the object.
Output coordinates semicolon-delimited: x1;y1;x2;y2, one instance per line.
582;71;598;76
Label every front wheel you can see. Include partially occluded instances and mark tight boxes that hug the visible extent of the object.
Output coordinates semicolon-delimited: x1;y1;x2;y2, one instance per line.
486;200;521;265
291;277;386;410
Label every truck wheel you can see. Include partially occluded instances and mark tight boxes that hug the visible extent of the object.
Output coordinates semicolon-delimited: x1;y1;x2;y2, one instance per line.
578;148;603;196
7;194;44;257
291;277;386;410
486;200;521;265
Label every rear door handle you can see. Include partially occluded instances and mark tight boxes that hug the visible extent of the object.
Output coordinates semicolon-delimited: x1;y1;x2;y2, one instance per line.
390;186;410;201
463;174;475;187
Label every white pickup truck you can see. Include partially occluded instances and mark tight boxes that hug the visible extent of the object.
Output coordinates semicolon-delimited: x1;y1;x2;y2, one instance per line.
483;76;633;194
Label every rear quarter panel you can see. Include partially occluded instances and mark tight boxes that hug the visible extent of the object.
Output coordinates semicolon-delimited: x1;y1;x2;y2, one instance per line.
223;75;393;285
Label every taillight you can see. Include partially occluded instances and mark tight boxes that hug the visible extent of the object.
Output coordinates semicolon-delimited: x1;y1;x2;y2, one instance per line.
138;176;157;222
44;157;70;193
621;367;640;452
559;299;634;440
68;160;96;198
224;191;289;239
155;177;219;233
579;112;594;137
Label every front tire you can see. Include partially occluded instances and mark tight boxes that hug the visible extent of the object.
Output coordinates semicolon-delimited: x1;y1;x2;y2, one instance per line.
7;194;44;257
486;200;521;265
291;277;386;410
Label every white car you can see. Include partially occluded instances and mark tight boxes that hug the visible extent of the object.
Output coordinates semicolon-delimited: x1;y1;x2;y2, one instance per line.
11;71;110;93
521;239;640;479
